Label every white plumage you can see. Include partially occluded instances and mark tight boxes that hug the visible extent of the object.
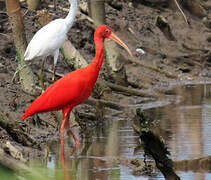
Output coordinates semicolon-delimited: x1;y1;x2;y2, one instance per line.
25;19;67;60
24;0;77;82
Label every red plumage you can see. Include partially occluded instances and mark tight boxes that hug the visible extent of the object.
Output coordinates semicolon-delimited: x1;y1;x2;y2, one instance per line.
21;25;133;154
21;65;98;120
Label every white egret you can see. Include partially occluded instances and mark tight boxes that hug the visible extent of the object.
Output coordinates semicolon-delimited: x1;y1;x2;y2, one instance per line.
24;0;78;88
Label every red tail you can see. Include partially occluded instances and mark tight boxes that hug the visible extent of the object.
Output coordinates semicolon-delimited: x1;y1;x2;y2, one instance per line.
21;113;29;120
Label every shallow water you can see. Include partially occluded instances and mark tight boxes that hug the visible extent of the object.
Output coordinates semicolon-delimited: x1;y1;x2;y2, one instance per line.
3;84;211;180
147;84;211;180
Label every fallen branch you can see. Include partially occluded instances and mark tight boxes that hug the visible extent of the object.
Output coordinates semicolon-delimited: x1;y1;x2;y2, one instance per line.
174;156;211;172
103;81;157;98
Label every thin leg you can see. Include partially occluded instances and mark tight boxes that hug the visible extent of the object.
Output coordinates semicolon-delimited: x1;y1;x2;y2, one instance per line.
60;115;67;158
64;113;80;150
39;59;46;90
67;129;80;155
52;49;59;82
62;107;80;155
53;0;57;10
61;137;69;180
52;65;56;82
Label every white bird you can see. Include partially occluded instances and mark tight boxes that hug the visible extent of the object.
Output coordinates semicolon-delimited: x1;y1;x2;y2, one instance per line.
24;0;78;89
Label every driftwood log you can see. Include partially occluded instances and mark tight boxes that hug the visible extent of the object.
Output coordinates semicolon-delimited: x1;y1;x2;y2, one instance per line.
133;109;180;180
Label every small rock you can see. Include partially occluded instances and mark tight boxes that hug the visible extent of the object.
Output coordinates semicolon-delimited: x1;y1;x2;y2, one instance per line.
136;48;146;55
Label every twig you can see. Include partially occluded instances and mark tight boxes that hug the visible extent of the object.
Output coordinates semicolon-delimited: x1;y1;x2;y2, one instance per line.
174;0;189;25
22;9;29;17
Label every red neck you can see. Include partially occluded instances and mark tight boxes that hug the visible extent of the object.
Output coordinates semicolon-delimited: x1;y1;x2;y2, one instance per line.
91;35;105;70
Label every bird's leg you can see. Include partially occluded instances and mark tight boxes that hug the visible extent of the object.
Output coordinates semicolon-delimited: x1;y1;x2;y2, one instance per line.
52;65;56;82
39;59;46;90
60;113;68;160
52;49;59;82
67;128;80;155
64;116;80;148
53;0;57;10
62;107;80;155
61;149;68;180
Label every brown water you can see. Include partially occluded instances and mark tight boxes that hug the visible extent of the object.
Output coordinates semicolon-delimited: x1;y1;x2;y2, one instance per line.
7;84;211;180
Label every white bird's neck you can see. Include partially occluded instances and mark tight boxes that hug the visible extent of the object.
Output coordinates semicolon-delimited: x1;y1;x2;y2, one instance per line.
65;0;77;30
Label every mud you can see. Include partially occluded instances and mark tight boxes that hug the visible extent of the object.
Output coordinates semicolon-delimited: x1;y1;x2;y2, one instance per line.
0;0;211;173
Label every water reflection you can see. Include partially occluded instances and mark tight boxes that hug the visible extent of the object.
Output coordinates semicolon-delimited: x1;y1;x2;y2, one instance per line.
149;85;211;160
24;84;211;179
147;84;211;180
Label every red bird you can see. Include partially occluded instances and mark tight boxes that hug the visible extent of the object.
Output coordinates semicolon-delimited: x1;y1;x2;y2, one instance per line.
21;25;134;152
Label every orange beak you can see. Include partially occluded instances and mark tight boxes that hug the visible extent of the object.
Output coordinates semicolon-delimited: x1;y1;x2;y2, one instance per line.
109;32;134;61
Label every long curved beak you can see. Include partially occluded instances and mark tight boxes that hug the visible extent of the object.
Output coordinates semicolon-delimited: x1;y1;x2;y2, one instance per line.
109;32;134;61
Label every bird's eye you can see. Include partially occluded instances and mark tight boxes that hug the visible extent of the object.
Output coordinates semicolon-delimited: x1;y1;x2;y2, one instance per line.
105;29;109;33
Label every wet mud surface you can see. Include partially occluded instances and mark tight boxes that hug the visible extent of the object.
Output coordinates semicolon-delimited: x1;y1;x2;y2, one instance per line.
0;0;211;178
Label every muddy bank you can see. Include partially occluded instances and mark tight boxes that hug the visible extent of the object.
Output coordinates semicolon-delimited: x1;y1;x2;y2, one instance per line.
0;0;211;178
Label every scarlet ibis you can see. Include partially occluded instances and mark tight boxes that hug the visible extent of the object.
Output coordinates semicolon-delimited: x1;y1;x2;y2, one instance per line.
24;0;77;88
21;25;134;152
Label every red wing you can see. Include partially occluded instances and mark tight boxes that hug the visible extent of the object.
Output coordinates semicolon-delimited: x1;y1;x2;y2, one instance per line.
23;69;85;117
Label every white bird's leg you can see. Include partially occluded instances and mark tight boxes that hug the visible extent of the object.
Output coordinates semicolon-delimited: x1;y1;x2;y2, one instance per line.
39;58;46;90
52;49;59;82
53;0;57;10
